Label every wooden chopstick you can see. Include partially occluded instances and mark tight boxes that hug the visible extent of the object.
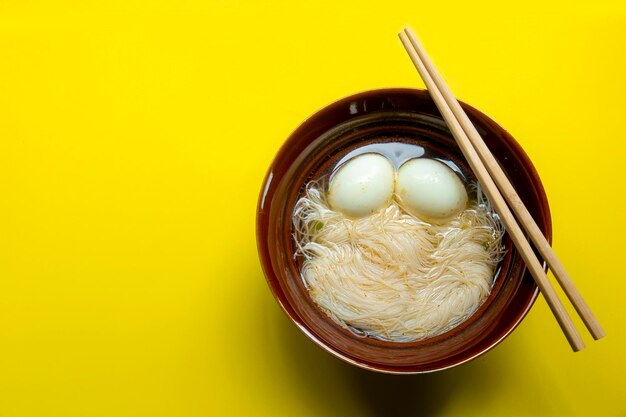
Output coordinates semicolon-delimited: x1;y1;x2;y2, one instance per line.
403;27;605;341
399;29;586;351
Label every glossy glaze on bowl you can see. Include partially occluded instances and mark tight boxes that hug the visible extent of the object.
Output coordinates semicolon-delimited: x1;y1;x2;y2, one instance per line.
257;89;551;374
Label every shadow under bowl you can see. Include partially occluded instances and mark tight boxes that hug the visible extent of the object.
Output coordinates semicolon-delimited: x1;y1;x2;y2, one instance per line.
257;88;551;374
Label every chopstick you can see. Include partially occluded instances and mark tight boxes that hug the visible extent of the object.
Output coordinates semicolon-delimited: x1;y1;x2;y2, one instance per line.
402;27;605;342
399;28;601;351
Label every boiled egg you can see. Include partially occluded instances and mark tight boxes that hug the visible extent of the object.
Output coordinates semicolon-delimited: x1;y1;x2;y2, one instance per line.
396;158;467;222
328;153;395;218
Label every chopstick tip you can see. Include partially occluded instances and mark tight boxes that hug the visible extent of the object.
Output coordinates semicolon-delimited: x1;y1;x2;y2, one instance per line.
398;31;410;46
592;328;606;340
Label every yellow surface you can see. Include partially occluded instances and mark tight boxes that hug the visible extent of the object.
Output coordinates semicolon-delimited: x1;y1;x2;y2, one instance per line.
1;1;625;416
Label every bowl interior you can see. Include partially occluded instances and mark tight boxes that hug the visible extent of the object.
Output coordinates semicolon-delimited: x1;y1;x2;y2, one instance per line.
257;88;551;373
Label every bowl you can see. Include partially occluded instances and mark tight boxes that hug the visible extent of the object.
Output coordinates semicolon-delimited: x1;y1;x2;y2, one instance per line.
256;88;551;374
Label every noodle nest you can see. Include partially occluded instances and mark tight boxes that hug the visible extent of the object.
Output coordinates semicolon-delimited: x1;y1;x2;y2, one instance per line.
293;183;505;342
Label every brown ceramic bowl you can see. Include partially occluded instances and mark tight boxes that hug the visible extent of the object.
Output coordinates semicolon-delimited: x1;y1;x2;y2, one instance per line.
256;88;550;374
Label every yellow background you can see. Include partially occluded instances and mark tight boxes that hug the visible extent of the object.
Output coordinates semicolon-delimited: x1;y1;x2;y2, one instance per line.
1;1;625;416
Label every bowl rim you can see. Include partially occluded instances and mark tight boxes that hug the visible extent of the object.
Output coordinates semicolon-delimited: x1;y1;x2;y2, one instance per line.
257;87;550;374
